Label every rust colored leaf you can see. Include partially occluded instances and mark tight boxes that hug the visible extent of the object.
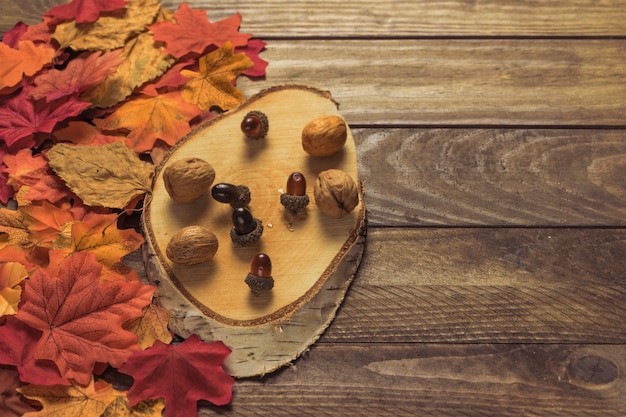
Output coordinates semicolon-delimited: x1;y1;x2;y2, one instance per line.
3;149;49;191
52;0;162;51
82;32;175;108
15;252;154;385
150;4;250;58
45;0;129;24
0;262;27;316
30;50;124;102
123;303;172;350
0;316;68;386
0;41;55;91
20;200;75;249
181;42;253;111
23;174;73;204
19;379;118;417
119;335;234;417
0;367;41;417
102;91;202;152
47;142;154;209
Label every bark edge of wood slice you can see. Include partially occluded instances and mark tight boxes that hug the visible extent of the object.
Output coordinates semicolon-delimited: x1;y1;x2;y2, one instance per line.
142;85;366;377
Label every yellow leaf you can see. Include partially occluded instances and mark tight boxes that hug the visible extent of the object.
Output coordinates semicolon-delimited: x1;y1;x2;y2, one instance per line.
101;393;165;417
20;379;118;417
123;303;172;350
47;142;154;209
52;0;162;51
83;32;175;108
0;262;27;316
0;206;30;249
181;41;253;111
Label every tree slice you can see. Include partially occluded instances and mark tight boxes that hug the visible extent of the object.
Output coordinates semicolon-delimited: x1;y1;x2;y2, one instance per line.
142;85;366;377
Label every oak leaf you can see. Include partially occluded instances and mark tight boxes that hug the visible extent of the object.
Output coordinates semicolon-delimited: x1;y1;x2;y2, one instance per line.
0;40;55;91
0;316;68;386
0;87;91;151
123;303;172;350
102;91;202;152
30;50;124;102
52;0;162;51
181;42;253;111
0;262;27;316
45;0;129;24
47;142;154;209
15;252;154;385
119;334;234;417
19;379;118;417
0;367;42;417
150;4;250;58
82;32;175;108
3;148;49;191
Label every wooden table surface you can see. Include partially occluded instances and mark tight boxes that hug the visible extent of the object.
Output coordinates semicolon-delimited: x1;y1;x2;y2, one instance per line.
3;1;626;415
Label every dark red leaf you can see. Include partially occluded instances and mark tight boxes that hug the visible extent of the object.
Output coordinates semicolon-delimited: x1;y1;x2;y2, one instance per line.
45;0;128;24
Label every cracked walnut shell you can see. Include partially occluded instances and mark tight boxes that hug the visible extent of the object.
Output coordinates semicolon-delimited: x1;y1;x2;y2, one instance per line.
313;169;359;218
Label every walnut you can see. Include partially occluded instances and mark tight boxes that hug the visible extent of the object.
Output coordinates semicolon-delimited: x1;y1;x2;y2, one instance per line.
313;169;359;218
166;225;218;265
301;115;347;157
163;157;215;203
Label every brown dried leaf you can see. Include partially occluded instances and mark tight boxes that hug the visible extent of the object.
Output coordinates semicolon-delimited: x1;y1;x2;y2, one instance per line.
47;142;154;209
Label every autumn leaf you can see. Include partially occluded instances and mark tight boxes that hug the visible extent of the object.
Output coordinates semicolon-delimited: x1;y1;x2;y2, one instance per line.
30;50;124;102
119;335;234;417
15;252;154;385
82;32;175;108
19;200;75;249
0;262;27;316
150;4;250;58
0;41;55;91
47;142;154;209
45;0;129;24
52;0;162;51
3;149;49;191
0;367;42;417
181;42;253;111
123;303;172;350
0;316;68;386
19;379;119;417
236;38;268;78
0;206;29;249
23;174;74;204
101;395;165;417
0;87;91;151
102;91;202;152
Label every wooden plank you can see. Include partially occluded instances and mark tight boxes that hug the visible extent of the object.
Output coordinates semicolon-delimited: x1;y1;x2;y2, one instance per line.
175;0;626;37
238;39;626;126
195;344;626;416
322;228;626;343
354;128;626;226
4;1;626;37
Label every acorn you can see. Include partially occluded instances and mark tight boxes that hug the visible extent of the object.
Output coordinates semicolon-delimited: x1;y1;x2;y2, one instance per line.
280;172;310;212
241;110;269;140
245;253;274;295
211;183;251;207
230;207;263;245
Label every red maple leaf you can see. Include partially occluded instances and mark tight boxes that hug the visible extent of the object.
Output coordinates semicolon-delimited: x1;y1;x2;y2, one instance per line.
119;335;233;417
0;87;91;151
150;4;250;58
2;22;29;48
30;49;124;102
236;38;268;78
15;251;154;385
0;366;42;417
45;0;128;24
0;316;68;386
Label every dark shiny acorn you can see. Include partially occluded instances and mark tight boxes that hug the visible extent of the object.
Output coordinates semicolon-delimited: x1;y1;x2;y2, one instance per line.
250;253;272;278
232;207;256;235
211;183;251;206
245;253;274;295
286;172;306;196
240;110;269;140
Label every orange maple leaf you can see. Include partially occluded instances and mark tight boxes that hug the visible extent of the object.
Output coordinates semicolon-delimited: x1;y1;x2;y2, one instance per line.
181;41;253;111
3;149;49;191
15;251;154;385
0;262;27;317
102;91;202;152
123;303;172;350
0;40;55;90
20;200;75;249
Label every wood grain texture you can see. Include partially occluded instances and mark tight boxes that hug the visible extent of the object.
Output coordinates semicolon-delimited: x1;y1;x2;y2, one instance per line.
323;228;626;343
0;0;65;33
171;0;626;37
354;128;626;226
238;39;626;126
194;344;626;416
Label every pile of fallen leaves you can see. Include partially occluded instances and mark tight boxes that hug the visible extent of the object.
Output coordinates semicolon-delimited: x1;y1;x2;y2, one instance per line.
0;0;267;416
